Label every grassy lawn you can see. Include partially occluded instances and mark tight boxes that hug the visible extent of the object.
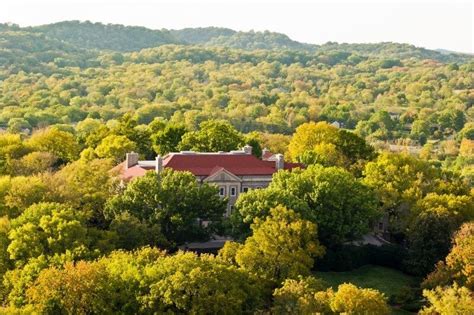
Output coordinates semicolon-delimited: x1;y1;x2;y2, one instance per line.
315;265;419;314
314;265;418;298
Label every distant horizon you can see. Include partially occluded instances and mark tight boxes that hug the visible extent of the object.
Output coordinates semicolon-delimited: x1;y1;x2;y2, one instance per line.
3;19;472;55
2;0;473;54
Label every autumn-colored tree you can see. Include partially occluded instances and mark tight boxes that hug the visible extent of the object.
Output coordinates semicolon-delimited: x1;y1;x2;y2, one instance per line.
11;152;57;176
420;283;474;315
272;276;329;314
0;175;49;218
26;128;80;163
142;251;262;314
422;222;474;290
26;261;115;314
7;203;90;266
288;122;374;168
235;206;325;283
330;283;390;315
94;134;137;162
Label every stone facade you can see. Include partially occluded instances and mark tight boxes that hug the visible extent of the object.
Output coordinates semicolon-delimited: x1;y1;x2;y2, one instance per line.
118;146;301;216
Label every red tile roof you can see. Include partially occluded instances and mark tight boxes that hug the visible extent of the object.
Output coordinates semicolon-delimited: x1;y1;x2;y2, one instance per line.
117;153;303;181
114;163;148;181
162;153;278;176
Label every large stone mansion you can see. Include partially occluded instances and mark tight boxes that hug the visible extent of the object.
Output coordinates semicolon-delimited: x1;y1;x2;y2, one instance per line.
116;145;301;215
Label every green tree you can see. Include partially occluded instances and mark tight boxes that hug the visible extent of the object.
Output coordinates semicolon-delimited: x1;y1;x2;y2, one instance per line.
272;276;329;315
26;128;80;163
7;118;31;134
271;165;379;246
7;203;89;266
26;261;117;314
142;251;262;314
11;152;57;176
235;206;325;283
109;212;167;250
405;209;460;276
410;119;430;144
405;194;474;276
0;175;49;218
231;188;311;239
94;134;136;162
151;123;187;155
363;153;469;238
105;170;227;245
179;120;244;152
47;158;116;226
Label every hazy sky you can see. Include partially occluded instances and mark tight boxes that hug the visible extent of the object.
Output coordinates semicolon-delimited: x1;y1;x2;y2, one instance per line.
1;0;473;53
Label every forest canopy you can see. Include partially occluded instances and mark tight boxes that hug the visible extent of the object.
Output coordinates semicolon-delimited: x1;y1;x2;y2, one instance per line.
0;20;472;314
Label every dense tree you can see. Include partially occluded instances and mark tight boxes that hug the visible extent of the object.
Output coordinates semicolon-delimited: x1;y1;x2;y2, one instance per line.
179;120;245;152
405;193;474;276
11;152;57;176
47;158;116;225
270;165;379;246
363;153;470;237
0;20;473;313
422;222;474;290
0;175;49;218
7;203;90;266
26;128;80;163
0;134;28;175
234;206;325;283
26;261;117;314
420;283;474;315
109;212;167;250
272;276;329;314
142;251;262;314
94;135;137;162
151;123;187;155
272;278;390;315
330;283;390;315
231;188;311;239
288;122;374;171
105;170;227;245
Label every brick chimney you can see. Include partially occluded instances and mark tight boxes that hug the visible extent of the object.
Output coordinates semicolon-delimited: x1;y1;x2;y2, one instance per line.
125;152;139;169
155;155;163;173
243;144;252;155
275;154;284;170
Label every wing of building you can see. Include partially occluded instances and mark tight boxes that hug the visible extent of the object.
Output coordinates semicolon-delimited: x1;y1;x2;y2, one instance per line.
113;145;302;215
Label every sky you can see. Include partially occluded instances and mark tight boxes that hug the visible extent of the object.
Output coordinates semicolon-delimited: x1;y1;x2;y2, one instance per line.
1;0;473;53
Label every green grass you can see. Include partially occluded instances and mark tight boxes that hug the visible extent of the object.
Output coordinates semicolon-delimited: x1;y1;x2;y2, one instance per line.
314;265;417;298
315;265;419;314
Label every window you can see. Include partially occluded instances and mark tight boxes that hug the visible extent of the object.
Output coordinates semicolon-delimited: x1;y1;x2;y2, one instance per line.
230;187;236;196
219;187;225;197
242;187;249;193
